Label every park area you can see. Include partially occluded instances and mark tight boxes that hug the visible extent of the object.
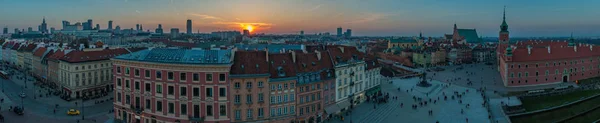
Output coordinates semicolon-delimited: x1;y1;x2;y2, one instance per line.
510;90;600;123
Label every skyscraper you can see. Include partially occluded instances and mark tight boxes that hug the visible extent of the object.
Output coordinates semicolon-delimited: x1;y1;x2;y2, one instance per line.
40;17;48;33
345;29;352;38
300;30;304;35
171;28;180;38
140;24;143;32
14;28;19;33
3;27;7;34
115;25;121;34
108;20;113;30
83;19;93;30
243;29;250;36
337;27;343;37
28;27;33;32
186;19;192;34
136;24;140;32
155;24;163;34
50;27;55;34
96;24;100;30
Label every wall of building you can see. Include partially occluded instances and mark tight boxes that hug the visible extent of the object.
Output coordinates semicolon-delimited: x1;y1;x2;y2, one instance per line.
503;57;600;87
268;79;296;122
230;76;270;122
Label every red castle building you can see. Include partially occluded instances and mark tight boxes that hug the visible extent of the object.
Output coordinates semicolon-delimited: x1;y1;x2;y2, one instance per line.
497;7;600;87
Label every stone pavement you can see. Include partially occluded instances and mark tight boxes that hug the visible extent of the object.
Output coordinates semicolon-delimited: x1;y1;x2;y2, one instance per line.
325;77;491;123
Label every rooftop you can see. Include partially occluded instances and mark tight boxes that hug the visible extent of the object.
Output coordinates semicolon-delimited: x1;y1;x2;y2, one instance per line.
389;38;417;43
235;44;305;53
114;48;232;64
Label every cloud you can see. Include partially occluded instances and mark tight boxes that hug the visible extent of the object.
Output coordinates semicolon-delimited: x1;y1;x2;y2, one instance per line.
212;21;274;29
307;4;323;12
135;10;141;14
188;13;223;20
344;13;388;24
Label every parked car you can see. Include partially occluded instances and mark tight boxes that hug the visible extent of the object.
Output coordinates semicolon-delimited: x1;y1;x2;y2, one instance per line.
67;109;80;115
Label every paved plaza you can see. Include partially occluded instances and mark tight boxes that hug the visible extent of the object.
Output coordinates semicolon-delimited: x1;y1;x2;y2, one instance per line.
326;77;491;123
0;66;113;122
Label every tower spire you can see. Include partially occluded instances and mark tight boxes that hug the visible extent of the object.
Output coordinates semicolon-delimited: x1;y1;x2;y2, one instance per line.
503;6;506;21
43;16;46;23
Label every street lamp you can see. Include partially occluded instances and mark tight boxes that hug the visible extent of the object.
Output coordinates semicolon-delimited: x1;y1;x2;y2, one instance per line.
81;97;85;120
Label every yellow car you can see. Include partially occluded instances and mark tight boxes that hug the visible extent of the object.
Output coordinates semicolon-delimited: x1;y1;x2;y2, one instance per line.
67;109;80;115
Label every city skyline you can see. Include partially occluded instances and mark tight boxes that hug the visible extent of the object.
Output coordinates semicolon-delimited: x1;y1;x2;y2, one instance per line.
2;0;600;37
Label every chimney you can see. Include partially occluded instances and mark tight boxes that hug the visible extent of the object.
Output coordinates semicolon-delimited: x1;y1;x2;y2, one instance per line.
315;50;322;60
291;51;296;63
574;45;577;52
547;46;551;54
527;45;532;55
590;45;593;51
339;46;344;53
264;48;269;62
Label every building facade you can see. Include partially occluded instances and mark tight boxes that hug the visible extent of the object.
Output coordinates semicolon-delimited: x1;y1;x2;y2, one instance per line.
293;51;333;123
328;46;365;111
112;48;233;123
267;53;297;122
229;51;271;122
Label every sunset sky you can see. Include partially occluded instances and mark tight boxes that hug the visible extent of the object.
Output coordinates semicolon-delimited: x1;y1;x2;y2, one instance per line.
1;0;600;37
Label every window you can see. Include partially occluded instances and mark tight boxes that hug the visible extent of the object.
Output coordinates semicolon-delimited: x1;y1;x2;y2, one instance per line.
219;74;226;81
258;93;264;102
180;86;187;96
180;73;186;81
258;81;264;88
234;95;241;103
271;85;276;90
156;101;162;112
219;88;226;97
206;105;213;116
284;84;288;89
270;96;275;104
156;85;162;94
220;105;227;116
117;78;122;86
270;108;275;117
116;66;121;73
284;95;288;102
145;83;151;92
168;86;174;95
290;94;295;101
246;82;252;88
247;109;253;118
156;71;162;79
234;82;240;89
145;99;151;109
117;93;121;102
168;103;174;114
125;80;130;88
247;94;253;104
206;88;213;97
206;74;213;81
135;81;140;90
181;104;187;115
135;69;140;76
125;67;130;74
168;72;174;80
193;87;200;97
290;106;295;113
145;70;150;77
235;110;241;120
193;73;199;81
258;108;264;117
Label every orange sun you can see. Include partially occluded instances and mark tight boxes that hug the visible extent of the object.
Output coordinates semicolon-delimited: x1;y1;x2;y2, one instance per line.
245;25;254;32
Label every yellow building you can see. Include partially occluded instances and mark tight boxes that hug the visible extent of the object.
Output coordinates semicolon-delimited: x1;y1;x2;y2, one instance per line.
387;38;423;49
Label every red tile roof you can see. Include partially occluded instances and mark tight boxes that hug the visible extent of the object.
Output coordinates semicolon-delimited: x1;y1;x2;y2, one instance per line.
22;44;37;52
47;50;65;61
268;53;297;79
509;42;600;62
294;52;334;73
11;43;20;50
3;42;14;49
33;47;47;57
230;50;270;75
326;45;364;65
60;48;130;63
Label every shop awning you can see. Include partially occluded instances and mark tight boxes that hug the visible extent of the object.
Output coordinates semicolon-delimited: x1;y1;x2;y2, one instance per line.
324;105;341;114
366;86;381;95
336;99;351;110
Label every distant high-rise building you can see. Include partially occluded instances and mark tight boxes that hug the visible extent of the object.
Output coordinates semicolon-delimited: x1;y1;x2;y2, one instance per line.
40;17;48;33
171;28;180;38
14;28;19;33
300;30;304;35
83;19;93;30
115;25;121;34
243;29;250;36
28;27;33;32
62;20;70;30
155;24;163;34
140;24;143;32
186;19;192;34
108;20;113;30
136;24;140;31
50;27;55;34
3;27;7;34
96;24;100;30
345;29;352;38
337;27;343;37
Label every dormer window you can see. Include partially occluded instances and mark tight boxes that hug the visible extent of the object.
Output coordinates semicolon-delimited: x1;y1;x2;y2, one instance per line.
277;66;285;77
